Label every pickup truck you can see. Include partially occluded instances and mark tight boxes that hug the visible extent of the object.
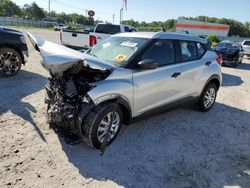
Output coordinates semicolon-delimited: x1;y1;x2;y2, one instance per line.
0;27;28;76
60;23;137;50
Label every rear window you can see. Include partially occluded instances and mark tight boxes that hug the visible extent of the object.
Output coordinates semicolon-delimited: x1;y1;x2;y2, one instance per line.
243;41;250;46
95;24;121;34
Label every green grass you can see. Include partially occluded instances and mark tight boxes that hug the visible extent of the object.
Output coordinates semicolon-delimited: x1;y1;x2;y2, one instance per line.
6;25;54;31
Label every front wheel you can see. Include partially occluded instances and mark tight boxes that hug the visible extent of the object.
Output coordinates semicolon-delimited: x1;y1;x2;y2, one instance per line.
0;48;22;76
199;83;217;112
82;103;123;149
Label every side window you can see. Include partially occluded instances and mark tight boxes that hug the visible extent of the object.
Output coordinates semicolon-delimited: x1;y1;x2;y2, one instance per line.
196;42;206;58
142;40;174;66
124;26;130;32
178;41;198;62
95;25;121;34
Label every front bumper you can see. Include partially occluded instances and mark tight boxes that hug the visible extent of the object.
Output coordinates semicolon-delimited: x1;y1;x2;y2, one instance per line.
222;60;237;66
222;53;242;66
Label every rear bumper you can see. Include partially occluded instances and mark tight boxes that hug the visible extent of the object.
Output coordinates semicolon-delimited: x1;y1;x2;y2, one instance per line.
63;44;89;51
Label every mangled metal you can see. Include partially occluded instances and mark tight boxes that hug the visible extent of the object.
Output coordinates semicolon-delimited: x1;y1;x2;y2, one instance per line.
27;33;112;144
27;33;114;77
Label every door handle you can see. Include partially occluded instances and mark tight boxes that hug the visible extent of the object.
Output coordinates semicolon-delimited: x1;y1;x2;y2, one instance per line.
171;72;181;78
205;61;212;66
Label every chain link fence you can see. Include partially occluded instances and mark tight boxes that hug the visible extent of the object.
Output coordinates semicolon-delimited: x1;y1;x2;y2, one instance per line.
0;17;56;28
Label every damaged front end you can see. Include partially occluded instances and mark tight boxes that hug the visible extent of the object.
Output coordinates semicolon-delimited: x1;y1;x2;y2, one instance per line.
27;33;112;140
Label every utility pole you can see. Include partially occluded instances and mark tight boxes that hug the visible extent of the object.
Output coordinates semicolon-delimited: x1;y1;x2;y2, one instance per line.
48;0;51;18
113;14;115;24
120;8;123;24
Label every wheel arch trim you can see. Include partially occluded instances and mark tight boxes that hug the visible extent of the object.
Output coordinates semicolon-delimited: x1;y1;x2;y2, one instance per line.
201;74;221;95
94;95;132;125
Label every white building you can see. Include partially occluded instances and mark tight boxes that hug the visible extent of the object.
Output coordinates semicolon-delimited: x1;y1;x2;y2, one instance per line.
176;19;230;37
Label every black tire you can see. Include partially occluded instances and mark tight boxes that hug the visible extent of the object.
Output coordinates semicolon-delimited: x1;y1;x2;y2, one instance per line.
0;47;22;76
82;103;123;149
199;83;217;112
238;56;243;64
233;61;238;67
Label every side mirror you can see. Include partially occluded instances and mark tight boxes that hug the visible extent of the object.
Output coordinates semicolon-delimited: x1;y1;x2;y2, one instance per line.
137;59;157;70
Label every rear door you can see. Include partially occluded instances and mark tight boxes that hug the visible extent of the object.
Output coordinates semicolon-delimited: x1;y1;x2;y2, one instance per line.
132;39;182;116
175;40;211;97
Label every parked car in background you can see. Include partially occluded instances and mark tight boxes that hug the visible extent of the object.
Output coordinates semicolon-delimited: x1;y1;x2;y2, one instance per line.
214;41;244;67
0;27;28;76
60;23;137;50
54;24;71;31
28;31;222;149
242;40;250;58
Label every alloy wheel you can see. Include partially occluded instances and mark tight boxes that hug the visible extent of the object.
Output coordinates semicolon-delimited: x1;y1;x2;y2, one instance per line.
97;111;120;143
204;88;216;109
0;52;20;75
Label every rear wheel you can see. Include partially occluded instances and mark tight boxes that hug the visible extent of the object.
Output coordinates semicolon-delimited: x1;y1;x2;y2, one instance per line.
199;83;217;112
82;103;123;149
0;48;22;76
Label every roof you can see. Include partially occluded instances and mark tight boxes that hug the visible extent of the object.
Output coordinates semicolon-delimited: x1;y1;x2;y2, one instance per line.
113;31;208;43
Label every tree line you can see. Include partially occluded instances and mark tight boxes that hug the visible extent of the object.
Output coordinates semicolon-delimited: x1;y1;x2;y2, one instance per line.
1;0;250;37
0;0;94;25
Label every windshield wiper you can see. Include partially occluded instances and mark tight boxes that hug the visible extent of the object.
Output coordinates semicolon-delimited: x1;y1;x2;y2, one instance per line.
86;50;97;58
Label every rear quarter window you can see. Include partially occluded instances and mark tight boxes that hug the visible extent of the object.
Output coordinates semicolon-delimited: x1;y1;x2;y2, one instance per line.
196;42;206;58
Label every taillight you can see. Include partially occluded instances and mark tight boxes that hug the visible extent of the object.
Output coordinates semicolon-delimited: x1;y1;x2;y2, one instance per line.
89;35;97;47
59;30;62;43
216;54;222;65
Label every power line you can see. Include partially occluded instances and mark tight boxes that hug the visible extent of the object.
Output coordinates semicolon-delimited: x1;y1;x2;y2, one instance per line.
52;0;87;12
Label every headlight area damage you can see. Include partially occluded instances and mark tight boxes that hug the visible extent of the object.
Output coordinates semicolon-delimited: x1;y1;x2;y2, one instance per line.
27;33;112;145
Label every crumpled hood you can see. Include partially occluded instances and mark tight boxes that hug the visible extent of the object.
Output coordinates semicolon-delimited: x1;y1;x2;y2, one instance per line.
27;33;114;76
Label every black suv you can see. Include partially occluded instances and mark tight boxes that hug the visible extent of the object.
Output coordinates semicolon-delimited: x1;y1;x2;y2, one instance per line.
0;27;28;76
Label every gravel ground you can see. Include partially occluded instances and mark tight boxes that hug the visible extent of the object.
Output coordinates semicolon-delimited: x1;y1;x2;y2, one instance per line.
0;28;250;188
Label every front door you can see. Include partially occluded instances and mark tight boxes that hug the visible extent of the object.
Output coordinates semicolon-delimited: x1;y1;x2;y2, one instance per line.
132;39;183;116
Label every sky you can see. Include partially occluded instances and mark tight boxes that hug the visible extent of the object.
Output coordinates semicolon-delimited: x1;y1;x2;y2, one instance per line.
13;0;250;24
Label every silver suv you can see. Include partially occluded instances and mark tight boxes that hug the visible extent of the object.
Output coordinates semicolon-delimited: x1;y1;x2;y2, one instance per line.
28;32;222;149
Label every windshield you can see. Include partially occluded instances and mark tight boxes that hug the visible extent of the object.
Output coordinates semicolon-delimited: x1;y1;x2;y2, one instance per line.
87;37;148;67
